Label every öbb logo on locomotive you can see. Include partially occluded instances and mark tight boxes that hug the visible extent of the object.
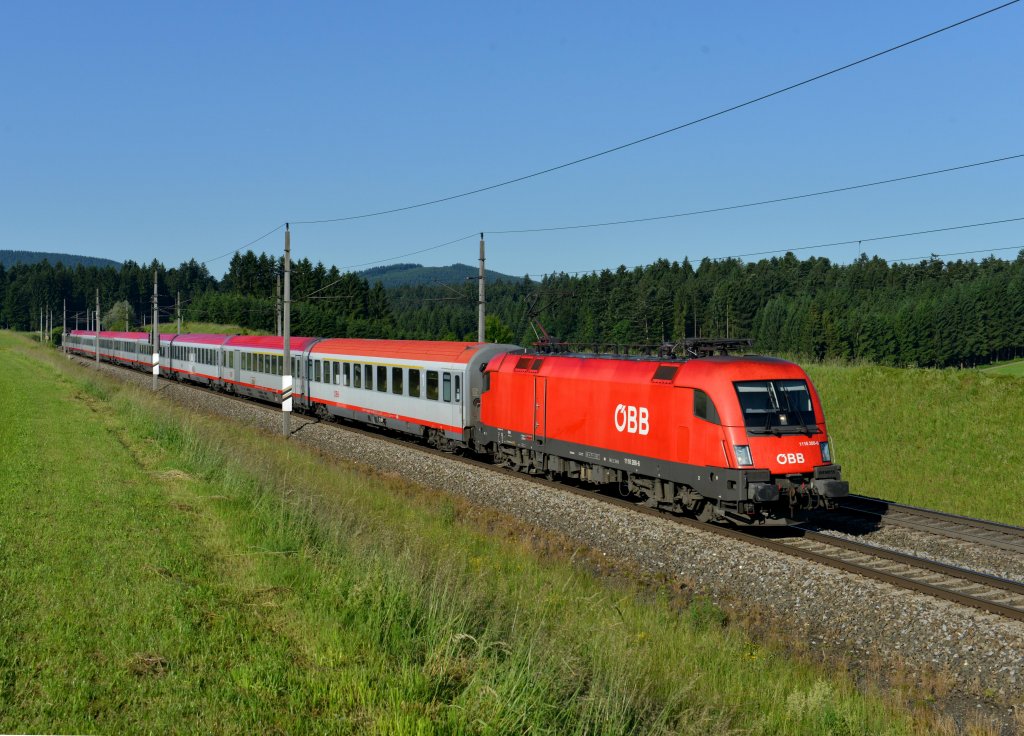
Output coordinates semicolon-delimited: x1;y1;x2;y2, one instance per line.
775;452;806;465
613;404;650;435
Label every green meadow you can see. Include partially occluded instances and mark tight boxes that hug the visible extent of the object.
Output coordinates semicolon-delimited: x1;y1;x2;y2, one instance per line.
0;331;944;734
980;359;1024;378
807;363;1024;526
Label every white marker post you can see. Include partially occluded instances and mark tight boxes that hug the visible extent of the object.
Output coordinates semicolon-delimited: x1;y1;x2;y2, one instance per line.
152;270;159;391
282;223;292;437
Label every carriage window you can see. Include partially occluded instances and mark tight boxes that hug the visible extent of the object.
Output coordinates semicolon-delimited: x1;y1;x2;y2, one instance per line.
694;389;721;424
409;369;421;398
343;362;351;386
314;360;321;383
391;367;403;395
353;364;362;388
426;371;439;400
454;375;461;403
377;365;387;392
333;362;341;385
442;372;452;402
364;364;373;391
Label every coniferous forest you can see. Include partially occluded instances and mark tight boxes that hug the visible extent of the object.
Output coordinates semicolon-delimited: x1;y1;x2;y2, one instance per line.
3;248;1024;368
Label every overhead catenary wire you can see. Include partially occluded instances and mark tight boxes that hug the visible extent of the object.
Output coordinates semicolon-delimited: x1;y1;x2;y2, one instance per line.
282;152;1023;292
485;153;1024;235
885;244;1024;264
522;215;1024;278
287;1;1019;226
200;222;286;267
297;232;479;301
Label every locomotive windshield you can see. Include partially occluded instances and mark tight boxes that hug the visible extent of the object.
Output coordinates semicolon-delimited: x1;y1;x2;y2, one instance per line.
734;380;820;435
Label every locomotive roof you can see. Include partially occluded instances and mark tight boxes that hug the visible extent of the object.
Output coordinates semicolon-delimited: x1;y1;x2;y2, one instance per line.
510;351;806;381
312;338;485;363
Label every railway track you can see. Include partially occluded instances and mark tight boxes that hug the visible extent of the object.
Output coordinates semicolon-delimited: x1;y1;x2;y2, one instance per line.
75;355;1024;623
831;495;1024;555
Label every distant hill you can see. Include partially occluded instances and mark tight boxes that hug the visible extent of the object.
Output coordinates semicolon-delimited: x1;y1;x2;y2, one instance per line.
0;250;121;270
358;262;522;288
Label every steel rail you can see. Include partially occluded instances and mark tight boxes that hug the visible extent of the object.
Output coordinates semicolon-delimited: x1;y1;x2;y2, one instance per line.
72;353;1024;623
835;495;1024;555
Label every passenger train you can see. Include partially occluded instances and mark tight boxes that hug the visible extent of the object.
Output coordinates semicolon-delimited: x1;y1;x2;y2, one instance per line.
64;330;848;525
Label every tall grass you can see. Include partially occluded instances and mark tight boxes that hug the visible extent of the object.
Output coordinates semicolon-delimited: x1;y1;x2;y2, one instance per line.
0;331;943;734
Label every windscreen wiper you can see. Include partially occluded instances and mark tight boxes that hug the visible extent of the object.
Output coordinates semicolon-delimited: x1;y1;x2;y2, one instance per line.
778;384;812;436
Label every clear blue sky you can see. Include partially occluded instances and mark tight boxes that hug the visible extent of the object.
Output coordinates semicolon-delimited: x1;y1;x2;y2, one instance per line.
1;0;1021;279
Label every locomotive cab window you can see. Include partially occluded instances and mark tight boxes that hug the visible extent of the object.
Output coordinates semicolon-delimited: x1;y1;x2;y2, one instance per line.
694;389;721;424
734;380;819;434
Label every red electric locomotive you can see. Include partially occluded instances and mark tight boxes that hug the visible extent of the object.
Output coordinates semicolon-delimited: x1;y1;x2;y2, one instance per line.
65;329;847;524
477;346;848;524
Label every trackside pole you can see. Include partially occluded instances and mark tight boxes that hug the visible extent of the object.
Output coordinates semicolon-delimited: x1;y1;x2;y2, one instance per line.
62;299;66;353
282;224;292;438
152;270;159;391
95;289;100;366
478;234;486;343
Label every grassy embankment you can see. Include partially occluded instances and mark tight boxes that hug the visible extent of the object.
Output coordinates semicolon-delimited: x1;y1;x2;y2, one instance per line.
806;363;1024;526
980;359;1024;377
0;331;942;734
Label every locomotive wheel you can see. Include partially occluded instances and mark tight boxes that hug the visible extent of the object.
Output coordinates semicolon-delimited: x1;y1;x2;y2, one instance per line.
695;501;716;523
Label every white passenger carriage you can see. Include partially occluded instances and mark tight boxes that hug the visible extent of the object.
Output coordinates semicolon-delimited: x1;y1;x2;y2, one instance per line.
302;339;518;449
66;330;153;369
222;335;319;403
159;333;232;387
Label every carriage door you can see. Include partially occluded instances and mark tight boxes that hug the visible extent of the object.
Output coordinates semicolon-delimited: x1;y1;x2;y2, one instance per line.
232;350;240;384
533;376;547;444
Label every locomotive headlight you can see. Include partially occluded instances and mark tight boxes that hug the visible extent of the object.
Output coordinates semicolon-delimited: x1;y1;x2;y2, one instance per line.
733;445;753;467
820;441;832;463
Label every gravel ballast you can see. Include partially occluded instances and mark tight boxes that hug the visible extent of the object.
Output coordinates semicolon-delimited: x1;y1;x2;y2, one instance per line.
75;356;1024;726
